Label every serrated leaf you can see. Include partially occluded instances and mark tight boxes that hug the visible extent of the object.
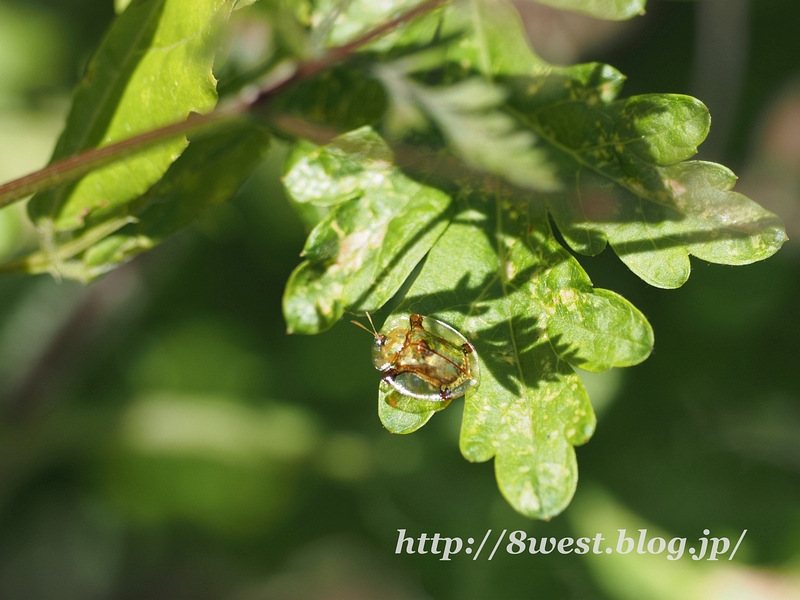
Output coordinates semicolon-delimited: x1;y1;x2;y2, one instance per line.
272;0;784;520
450;0;786;287
15;120;271;280
282;127;452;334
28;0;233;232
521;0;646;21
383;194;651;519
510;90;787;288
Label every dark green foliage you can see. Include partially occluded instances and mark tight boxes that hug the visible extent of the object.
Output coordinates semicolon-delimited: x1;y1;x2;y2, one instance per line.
2;0;800;597
279;0;784;517
0;0;786;519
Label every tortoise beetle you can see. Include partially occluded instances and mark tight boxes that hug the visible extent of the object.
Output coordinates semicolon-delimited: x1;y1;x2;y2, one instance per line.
353;313;480;401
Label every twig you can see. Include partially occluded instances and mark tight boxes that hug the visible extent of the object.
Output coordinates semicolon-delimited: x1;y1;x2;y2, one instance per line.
0;0;451;210
273;114;520;194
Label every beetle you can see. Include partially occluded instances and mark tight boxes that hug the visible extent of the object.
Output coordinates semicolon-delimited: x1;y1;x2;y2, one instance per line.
353;313;480;401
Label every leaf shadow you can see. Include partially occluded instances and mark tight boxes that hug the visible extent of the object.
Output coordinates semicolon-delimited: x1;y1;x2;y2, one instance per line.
470;315;542;397
386;194;589;399
397;279;576;399
348;201;454;311
609;216;787;255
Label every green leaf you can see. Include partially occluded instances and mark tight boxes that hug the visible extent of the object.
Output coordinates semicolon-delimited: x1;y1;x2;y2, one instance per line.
378;383;446;434
14;119;270;281
311;0;441;50
282;127;452;334
275;0;783;521
274;65;388;132
520;0;646;21
375;68;559;191
450;0;786;288
283;128;395;207
510;90;787;288
383;194;652;519
28;0;233;232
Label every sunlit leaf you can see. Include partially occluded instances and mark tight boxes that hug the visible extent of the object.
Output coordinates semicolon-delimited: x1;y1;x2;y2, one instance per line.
512;90;787;288
276;0;785;521
450;0;786;288
378;383;446;434
311;0;441;50
283;127;451;334
381;194;651;518
283;128;395;207
28;0;233;232
520;0;646;21
16;120;270;280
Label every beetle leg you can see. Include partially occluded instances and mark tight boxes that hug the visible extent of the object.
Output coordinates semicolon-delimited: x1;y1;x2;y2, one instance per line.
461;342;475;354
409;314;424;330
439;387;452;401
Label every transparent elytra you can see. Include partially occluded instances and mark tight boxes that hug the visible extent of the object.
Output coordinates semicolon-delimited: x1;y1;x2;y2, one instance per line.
354;313;480;402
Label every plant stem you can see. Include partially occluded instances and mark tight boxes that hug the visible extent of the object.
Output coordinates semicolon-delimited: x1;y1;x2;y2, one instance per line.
0;0;451;210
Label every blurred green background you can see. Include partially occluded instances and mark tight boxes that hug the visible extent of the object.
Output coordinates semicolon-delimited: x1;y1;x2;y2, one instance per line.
0;0;799;598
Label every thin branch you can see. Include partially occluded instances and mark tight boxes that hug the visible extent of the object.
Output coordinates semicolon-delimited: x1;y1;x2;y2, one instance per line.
273;114;520;194
0;0;451;210
0;107;240;210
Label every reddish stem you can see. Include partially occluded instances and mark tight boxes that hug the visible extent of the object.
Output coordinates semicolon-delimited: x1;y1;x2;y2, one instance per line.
0;0;451;209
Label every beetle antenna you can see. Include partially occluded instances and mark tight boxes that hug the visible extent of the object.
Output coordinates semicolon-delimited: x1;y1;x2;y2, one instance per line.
365;311;378;334
351;312;381;339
